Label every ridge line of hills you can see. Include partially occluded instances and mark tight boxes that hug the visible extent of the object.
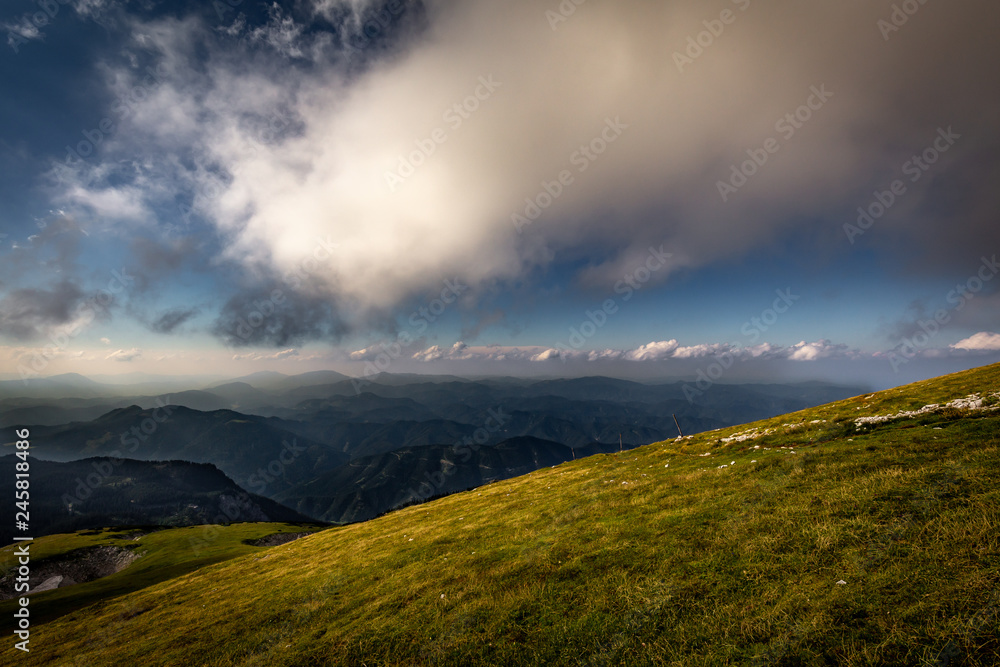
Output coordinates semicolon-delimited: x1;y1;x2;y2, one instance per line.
1;374;867;530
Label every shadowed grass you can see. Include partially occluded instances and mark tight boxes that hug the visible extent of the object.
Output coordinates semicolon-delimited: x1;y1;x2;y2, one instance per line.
0;522;324;627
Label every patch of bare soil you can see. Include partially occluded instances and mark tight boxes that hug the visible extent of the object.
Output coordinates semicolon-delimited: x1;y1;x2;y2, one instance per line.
246;532;313;547
0;546;140;600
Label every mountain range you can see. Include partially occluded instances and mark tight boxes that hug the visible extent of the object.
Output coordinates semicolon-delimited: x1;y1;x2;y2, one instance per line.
0;456;314;545
2;372;867;537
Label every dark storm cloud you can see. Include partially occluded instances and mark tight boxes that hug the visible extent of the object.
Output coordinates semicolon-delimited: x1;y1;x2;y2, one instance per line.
2;215;87;280
149;307;199;334
880;257;1000;347
125;236;205;293
0;280;85;340
0;215;128;340
459;308;507;342
130;236;199;274
211;290;351;347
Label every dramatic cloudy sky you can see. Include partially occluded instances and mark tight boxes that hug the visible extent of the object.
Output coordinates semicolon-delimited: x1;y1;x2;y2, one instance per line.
1;0;998;388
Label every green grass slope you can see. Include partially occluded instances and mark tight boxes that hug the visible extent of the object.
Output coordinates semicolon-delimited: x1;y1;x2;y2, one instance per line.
0;523;323;628
5;363;1000;666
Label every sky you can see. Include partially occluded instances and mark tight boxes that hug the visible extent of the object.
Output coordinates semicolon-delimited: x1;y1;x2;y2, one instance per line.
1;0;999;389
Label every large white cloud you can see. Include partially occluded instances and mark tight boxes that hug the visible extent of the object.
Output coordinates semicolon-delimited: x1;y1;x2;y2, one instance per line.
54;0;1000;322
952;332;1000;352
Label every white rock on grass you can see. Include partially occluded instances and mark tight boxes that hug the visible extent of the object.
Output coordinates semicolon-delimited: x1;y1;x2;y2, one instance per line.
855;393;1000;428
721;428;776;444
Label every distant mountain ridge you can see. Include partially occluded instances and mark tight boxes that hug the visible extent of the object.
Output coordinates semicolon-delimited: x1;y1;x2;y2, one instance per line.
19;405;348;497
3;372;867;529
0;456;315;545
276;436;641;524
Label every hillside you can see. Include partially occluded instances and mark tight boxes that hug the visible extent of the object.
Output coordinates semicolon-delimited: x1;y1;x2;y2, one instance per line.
19;406;348;496
0;457;316;544
7;379;865;526
276;436;637;524
3;363;999;666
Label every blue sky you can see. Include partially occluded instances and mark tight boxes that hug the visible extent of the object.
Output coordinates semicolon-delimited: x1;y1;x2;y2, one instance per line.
1;0;999;389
